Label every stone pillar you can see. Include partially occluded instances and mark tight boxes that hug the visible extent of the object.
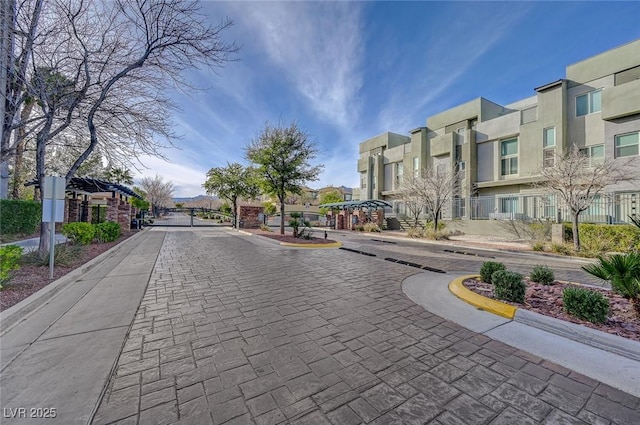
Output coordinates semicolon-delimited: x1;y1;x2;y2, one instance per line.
107;197;120;223
238;206;264;229
81;200;92;223
551;223;565;245
337;213;345;230
118;201;132;232
67;198;81;223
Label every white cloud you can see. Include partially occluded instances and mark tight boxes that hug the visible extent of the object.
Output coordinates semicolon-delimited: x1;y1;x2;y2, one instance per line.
236;2;365;129
134;155;208;197
376;3;533;132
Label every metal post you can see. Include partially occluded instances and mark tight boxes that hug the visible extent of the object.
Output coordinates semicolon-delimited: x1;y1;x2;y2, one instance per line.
190;208;194;227
49;182;56;279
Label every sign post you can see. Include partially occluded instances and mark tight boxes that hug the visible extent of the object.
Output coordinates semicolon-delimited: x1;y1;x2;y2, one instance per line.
42;176;65;279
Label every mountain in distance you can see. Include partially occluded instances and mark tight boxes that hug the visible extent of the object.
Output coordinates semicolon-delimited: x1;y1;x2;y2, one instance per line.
173;194;218;203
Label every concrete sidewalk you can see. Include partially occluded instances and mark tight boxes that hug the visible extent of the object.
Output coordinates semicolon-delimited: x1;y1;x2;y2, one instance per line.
402;272;640;398
1;233;68;252
0;229;165;425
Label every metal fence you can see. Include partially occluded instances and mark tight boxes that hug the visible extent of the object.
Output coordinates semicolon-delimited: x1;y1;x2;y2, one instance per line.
449;192;639;224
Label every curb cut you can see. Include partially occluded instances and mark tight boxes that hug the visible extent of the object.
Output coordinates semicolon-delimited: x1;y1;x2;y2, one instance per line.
0;230;148;335
449;275;640;362
448;275;516;319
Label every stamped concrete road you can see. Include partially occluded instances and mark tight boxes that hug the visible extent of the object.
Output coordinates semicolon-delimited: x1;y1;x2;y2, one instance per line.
2;227;638;425
88;228;639;425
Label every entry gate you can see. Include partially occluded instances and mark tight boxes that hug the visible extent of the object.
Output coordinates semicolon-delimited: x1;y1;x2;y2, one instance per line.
147;208;232;227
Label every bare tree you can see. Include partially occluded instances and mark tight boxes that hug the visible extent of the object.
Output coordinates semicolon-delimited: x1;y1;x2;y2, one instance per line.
2;0;238;253
246;121;323;235
401;166;459;232
140;175;175;216
537;145;636;251
398;175;427;227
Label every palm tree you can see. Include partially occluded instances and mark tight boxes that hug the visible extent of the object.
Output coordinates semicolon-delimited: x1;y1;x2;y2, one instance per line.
582;252;640;316
105;167;134;185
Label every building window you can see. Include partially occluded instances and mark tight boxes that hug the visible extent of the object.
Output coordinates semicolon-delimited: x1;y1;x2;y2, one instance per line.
360;173;367;189
395;163;404;187
576;89;602;116
413;157;419;177
543;149;555;168
543;127;555;148
500;138;518;176
456;161;466;173
615;132;639;158
521;106;537;124
499;197;518;213
579;144;605;167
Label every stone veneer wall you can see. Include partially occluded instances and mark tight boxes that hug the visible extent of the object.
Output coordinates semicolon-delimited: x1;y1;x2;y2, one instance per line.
238;206;264;229
67;198;81;223
118;201;132;231
107;198;120;223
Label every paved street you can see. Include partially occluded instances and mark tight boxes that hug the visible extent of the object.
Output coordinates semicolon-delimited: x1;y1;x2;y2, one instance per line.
91;228;639;425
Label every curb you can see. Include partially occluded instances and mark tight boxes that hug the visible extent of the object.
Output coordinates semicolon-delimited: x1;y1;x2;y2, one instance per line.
448;275;640;362
0;230;149;335
280;241;343;249
448;275;517;319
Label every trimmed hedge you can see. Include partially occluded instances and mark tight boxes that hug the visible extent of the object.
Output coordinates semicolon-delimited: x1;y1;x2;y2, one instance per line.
563;223;640;253
62;222;95;245
94;221;121;243
0;200;41;235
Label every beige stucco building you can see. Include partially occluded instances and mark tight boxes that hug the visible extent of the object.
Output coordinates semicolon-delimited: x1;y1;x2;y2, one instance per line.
358;39;640;224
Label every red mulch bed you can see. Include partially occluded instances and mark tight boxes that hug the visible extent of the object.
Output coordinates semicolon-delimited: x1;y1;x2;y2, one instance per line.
0;231;137;312
463;278;640;342
243;228;338;245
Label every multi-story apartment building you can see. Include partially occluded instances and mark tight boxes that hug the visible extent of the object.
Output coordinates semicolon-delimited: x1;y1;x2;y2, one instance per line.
358;39;640;223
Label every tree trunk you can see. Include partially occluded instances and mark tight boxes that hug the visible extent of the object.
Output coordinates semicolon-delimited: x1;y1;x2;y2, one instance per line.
232;198;237;228
572;212;580;251
36;114;53;254
279;199;285;235
433;209;439;232
11;102;34;199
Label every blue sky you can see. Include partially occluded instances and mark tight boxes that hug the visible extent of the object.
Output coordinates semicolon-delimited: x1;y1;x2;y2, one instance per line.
134;1;640;197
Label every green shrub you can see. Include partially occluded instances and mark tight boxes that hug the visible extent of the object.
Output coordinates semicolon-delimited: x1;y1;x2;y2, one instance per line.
94;221;121;243
563;223;640;254
0;245;23;289
492;270;526;303
259;223;271;232
425;220;446;231
424;229;450;240
551;243;574;256
583;252;640;316
62;222;95;245
363;223;381;232
407;227;425;238
530;265;555;285
23;243;82;267
563;287;609;324
480;261;506;284
353;224;365;231
0;200;41;236
532;242;545;251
